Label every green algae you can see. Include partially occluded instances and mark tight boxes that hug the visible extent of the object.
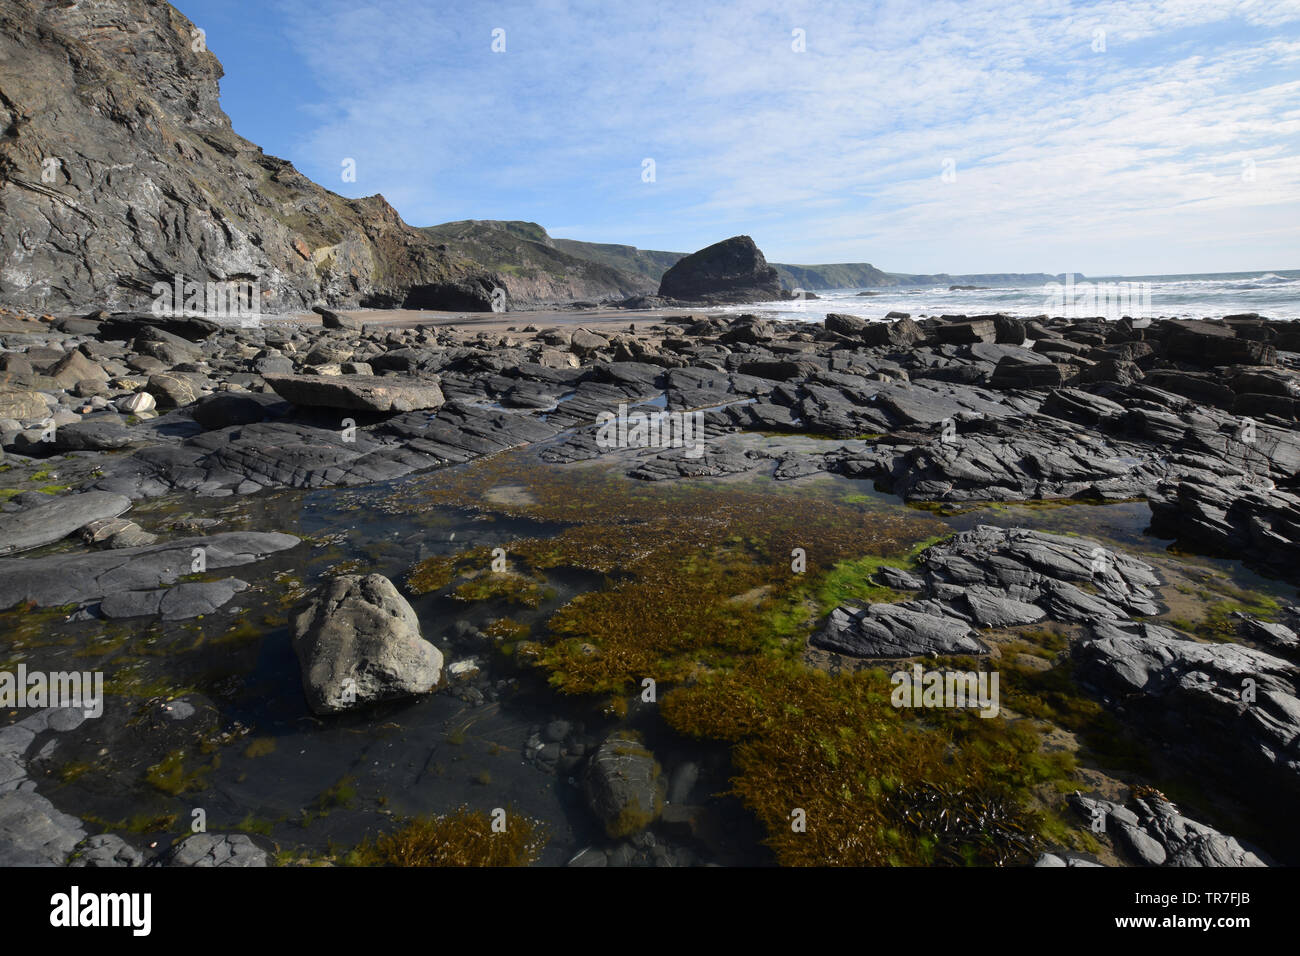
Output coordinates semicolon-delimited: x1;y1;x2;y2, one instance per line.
299;775;358;827
56;760;96;784
103;661;196;702
387;454;1102;863
976;630;1150;774
234;813;278;836
314;775;357;812
407;546;492;596
244;737;276;759
907;497;1144;518
393;449;1279;865
145;748;218;796
453;571;554;608
395;455;1074;862
81;811;179;835
402;457;948;696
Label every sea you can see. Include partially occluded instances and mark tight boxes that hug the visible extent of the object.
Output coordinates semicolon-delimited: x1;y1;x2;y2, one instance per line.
717;269;1300;324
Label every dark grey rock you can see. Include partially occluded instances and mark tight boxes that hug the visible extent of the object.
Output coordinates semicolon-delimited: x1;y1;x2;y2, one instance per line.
0;532;298;610
0;789;86;866
658;236;784;303
0;491;131;556
1076;621;1300;794
100;578;247;620
190;392;274;429
70;834;144;867
814;602;986;657
863;316;925;348
167;833;268;867
1071;793;1266;867
583;735;665;837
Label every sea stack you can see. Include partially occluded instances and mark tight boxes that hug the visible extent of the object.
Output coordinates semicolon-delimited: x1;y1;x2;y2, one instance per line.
658;235;786;304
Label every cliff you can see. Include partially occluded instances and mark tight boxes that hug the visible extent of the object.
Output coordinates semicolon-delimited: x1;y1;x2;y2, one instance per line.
0;0;497;313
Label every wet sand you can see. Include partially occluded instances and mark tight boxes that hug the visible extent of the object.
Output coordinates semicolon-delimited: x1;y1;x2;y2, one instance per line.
281;306;722;334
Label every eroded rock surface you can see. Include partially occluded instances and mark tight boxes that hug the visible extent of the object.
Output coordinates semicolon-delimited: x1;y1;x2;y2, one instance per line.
291;573;443;714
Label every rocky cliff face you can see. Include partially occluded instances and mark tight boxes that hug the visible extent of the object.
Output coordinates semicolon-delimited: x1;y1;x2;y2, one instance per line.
774;262;893;291
421;220;656;306
657;235;786;304
551;237;684;283
0;0;497;314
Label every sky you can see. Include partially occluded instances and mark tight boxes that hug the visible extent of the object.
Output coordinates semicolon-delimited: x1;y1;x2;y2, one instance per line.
175;0;1300;275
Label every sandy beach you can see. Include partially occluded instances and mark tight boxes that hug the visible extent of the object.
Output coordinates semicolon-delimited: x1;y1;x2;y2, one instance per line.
282;306;711;334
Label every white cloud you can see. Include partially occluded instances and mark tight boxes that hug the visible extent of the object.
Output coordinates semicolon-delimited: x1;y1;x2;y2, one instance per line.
270;0;1300;272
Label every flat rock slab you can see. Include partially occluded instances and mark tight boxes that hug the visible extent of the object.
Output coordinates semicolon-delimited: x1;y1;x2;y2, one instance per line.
167;833;268;867
0;789;86;866
0;491;131;556
814;602;986;657
0;532;298;610
921;526;1163;617
814;526;1163;660
264;373;445;412
100;577;249;620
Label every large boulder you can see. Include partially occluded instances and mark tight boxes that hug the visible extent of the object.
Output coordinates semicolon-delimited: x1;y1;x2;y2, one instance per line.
133;326;202;365
933;319;996;345
863;316;925;348
291;573;443;714
824;313;867;336
146;372;204;409
0;388;50;421
314;306;365;330
989;356;1072;389
657;235;785;303
1162;320;1276;367
47;349;110;388
95;312;221;343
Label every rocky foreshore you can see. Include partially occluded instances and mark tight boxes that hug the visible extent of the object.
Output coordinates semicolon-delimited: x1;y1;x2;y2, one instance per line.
4;307;1299;573
3;304;1300;866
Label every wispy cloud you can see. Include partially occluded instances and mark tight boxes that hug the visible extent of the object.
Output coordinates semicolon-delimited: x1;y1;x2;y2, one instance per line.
264;0;1300;273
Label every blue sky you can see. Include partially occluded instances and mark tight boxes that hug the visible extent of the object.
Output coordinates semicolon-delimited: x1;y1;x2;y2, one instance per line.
176;0;1300;275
